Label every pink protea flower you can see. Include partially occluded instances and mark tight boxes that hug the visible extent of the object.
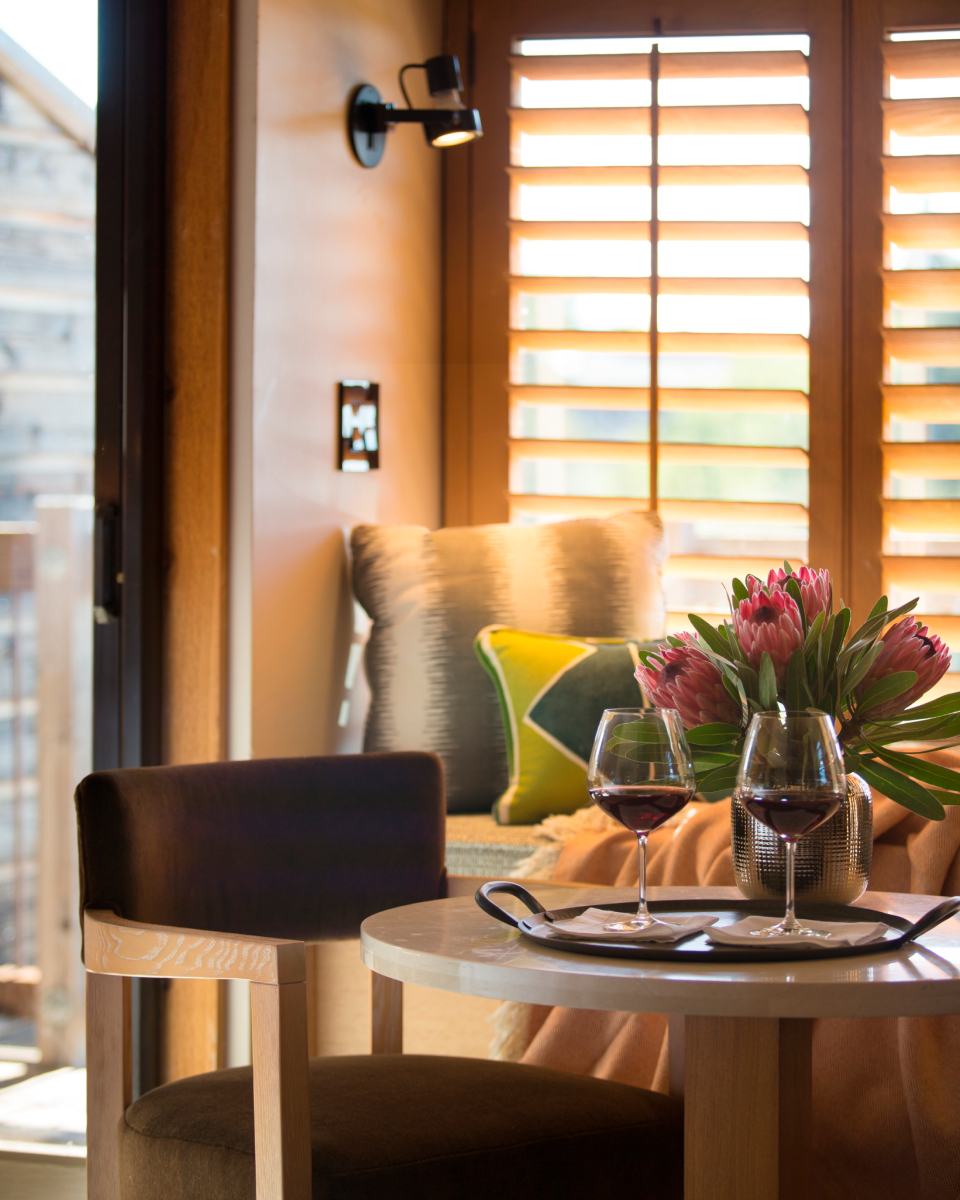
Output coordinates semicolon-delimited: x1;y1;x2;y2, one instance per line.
766;566;833;623
855;617;952;717
635;634;741;729
734;590;804;686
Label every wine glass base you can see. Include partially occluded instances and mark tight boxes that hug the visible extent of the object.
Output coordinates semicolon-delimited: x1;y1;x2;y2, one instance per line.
603;916;657;932
748;921;831;939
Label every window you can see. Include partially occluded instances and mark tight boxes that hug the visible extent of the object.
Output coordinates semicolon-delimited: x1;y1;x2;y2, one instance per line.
506;34;813;632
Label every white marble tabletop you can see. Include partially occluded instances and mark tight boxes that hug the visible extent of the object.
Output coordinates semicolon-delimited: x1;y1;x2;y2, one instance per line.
360;885;960;1019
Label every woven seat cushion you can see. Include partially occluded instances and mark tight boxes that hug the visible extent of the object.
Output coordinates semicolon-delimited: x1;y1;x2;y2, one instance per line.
119;1054;682;1200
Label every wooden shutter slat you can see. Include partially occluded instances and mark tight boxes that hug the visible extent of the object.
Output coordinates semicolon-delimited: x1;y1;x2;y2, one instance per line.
509;51;809;81
661;51;809;79
509;439;808;467
509;104;808;137
664;555;807;579
512;329;649;351
883;97;960;139
883;441;960;475
882;39;960;79
883;268;960;307
883;154;960;192
508;165;651;185
510;107;649;135
511;329;808;354
882;383;960;422
661;104;808;136
511;275;650;293
510;54;650;81
883;327;960;365
508;494;808;522
512;220;809;241
508;164;809;186
883;556;960;592
883;212;960;248
883;498;960;532
510;275;808;295
512;220;648;240
508;385;808;412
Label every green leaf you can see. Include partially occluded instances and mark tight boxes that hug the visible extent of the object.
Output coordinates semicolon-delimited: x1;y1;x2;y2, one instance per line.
688;613;731;659
732;577;749;603
926;790;960;806
855;759;945;821
855;671;917;716
867;595;889;620
843;598;919;659
758;653;777;710
686;722;743;745
736;663;760;702
888;691;960;721
831;608;851;659
783;560;793;575
786;648;810;712
865;742;960;794
666;636;684;648
803;610;825;657
784;577;806;628
869;714;960;742
722;672;744;707
696;761;740;792
636;649;663;669
840;643;882;700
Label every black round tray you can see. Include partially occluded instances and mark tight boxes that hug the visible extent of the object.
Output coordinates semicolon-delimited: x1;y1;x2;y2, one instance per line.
474;882;960;964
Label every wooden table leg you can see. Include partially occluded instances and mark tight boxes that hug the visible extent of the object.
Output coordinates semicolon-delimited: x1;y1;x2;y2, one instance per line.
684;1016;812;1200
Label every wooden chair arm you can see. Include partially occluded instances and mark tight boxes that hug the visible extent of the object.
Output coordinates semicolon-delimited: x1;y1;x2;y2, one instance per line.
83;909;305;984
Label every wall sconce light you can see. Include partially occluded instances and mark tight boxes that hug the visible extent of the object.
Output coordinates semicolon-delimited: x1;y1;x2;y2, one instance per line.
348;55;482;168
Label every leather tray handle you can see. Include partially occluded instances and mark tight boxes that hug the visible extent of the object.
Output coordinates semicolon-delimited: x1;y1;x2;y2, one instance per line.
476;881;548;929
898;895;960;945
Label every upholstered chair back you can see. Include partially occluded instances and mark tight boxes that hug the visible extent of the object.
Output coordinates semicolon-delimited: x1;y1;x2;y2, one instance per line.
75;752;445;943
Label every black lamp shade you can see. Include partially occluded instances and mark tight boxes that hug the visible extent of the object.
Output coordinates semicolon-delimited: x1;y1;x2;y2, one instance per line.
423;107;482;147
424;55;463;96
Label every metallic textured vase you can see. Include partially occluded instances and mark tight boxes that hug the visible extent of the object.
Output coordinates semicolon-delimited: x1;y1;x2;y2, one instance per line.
732;773;873;903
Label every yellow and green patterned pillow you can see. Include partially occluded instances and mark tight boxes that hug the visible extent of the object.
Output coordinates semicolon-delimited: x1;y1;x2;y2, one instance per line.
475;626;648;825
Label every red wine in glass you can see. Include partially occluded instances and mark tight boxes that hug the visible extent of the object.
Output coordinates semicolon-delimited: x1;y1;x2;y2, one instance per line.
739;788;844;840
589;785;694;834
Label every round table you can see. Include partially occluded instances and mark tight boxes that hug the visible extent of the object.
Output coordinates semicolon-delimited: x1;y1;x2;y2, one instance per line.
360;884;960;1200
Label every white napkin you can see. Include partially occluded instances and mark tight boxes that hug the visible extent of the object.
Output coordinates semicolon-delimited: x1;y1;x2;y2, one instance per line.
548;908;719;943
708;916;891;948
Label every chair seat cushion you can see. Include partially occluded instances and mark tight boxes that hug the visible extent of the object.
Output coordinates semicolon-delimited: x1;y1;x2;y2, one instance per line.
120;1054;682;1200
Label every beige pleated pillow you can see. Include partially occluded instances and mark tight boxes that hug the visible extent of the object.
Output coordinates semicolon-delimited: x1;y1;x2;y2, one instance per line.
350;511;666;815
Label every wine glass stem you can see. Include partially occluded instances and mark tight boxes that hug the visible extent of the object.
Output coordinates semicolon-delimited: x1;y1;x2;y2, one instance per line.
783;839;799;932
637;833;650;922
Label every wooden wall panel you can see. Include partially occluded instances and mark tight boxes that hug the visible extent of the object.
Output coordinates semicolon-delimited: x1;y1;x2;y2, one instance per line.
161;0;232;1083
164;0;232;767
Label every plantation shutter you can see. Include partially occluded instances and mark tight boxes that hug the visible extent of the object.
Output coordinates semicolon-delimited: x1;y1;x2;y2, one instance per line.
876;23;960;692
502;33;826;634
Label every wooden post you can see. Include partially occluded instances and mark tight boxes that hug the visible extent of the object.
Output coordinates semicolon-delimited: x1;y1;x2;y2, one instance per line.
370;972;403;1055
36;497;93;1066
251;981;312;1200
684;1016;812;1200
86;972;131;1200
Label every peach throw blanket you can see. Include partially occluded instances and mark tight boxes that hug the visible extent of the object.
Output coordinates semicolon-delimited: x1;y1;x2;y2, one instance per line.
516;774;960;1200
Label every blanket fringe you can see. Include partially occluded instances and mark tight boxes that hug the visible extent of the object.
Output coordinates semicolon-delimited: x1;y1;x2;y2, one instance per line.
488;805;617;1059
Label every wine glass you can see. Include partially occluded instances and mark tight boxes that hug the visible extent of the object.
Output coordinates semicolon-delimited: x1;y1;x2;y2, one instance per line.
735;710;846;938
587;709;696;931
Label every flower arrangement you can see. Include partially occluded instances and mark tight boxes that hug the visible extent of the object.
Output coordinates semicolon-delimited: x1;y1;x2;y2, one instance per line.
635;564;960;820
